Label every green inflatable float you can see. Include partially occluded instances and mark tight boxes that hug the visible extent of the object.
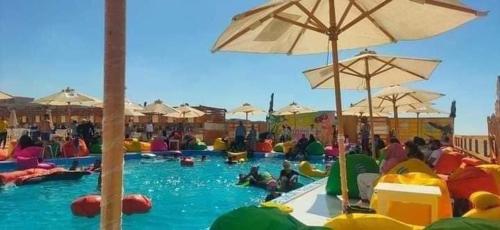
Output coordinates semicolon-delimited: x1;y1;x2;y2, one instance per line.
305;141;325;156
210;206;327;230
274;143;284;153
90;143;102;154
326;154;379;198
190;141;208;150
424;217;500;230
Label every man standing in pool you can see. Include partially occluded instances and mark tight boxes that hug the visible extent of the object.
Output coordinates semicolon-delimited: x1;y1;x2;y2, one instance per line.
234;120;246;151
278;161;299;192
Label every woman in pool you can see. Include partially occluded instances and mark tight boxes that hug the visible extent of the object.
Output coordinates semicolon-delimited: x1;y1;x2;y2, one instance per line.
278;161;299;192
239;165;276;190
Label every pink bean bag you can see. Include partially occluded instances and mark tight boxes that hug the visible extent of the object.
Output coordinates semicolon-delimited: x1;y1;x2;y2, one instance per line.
14;146;44;159
150;138;168;152
325;146;339;157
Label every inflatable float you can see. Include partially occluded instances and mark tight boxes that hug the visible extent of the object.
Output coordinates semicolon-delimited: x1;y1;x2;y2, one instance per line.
228;151;247;163
305;141;325;156
71;194;152;217
213;138;228;151
326;154;379;198
0;168;90;186
298;161;327;178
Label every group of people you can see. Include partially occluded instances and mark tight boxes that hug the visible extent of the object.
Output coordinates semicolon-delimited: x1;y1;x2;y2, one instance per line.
238;160;300;201
232;121;258;152
357;136;450;203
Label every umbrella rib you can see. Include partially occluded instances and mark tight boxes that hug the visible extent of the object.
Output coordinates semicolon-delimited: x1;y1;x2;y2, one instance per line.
370;57;396;76
337;2;354;29
339;63;364;76
311;58;363;88
339;0;392;34
350;0;396;42
408;93;425;103
287;0;322;54
213;1;295;52
232;2;282;21
273;14;326;34
372;56;427;80
293;1;328;31
414;0;487;16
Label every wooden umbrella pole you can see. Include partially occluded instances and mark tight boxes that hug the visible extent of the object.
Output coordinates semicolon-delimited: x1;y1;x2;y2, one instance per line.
365;59;376;158
329;0;349;211
101;0;126;229
393;100;399;137
416;112;420;136
246;112;248;121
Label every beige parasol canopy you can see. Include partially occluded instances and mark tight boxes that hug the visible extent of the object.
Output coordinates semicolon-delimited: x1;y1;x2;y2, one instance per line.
304;49;441;156
32;87;100;106
0;91;13;101
354;85;444;135
274;102;315;128
392;103;445;136
343;105;388;117
230;103;265;120
165;103;205;119
213;0;485;210
94;99;145;117
142;99;178;115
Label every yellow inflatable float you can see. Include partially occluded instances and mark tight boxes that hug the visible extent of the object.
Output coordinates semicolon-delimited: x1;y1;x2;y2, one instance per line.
228;151;247;162
370;172;452;226
298;161;327;178
463;191;500;221
324;213;423;230
213;138;228;151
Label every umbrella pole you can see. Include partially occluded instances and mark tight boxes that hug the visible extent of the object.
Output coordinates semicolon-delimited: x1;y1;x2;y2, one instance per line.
365;76;376;159
392;100;399;137
329;0;349;210
246;112;248;121
101;0;126;229
416;112;420;136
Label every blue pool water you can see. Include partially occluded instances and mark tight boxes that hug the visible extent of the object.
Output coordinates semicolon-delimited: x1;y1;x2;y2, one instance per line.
0;155;314;230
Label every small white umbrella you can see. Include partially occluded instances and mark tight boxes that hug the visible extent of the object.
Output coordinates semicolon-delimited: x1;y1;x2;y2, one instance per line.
165;103;205;119
354;85;444;136
274;102;315;128
230;103;265;120
143;99;178;115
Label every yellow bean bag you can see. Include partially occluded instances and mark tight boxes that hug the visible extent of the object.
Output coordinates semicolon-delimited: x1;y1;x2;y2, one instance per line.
370;173;452;226
124;139;142;152
463;191;500;220
387;159;438;178
213;138;228;151
283;141;294;154
260;201;293;213
298;161;327;178
140;142;151;152
324;213;424;230
476;164;500;193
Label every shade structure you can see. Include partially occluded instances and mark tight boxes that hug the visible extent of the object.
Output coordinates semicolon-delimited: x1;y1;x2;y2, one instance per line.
0;91;13;101
165;103;205;119
230;103;265;120
354;85;444;136
94;99;145;117
343;105;388;117
125;99;144;111
304;49;440;156
8;109;18;128
124;107;145;117
32;87;100;124
213;0;484;211
274;102;315;129
142;99;178;115
398;103;445;136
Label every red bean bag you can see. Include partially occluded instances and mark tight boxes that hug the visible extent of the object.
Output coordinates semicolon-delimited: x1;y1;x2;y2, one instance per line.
447;167;499;200
63;139;89;157
150;138;168;152
0;149;9;161
460;157;483;168
325;145;339;157
122;194;152;215
71;195;102;217
256;139;273;152
434;151;464;175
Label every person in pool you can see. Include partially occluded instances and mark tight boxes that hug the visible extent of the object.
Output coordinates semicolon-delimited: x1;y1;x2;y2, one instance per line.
69;160;80;171
86;159;102;172
278;161;299;192
239;165;276;190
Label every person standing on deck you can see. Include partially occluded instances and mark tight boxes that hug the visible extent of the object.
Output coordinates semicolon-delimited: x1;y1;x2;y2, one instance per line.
146;120;154;140
39;114;53;143
234;120;246;150
0;117;8;149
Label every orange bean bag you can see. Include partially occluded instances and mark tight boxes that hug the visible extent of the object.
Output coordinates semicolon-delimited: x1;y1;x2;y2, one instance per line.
140;142;151;152
256;139;273;152
370;172;452;226
122;194;152;215
460;157;483;168
71;195;102;217
434;151;464;175
0;149;9;161
476;164;500;193
447;167;499;200
62;139;89;157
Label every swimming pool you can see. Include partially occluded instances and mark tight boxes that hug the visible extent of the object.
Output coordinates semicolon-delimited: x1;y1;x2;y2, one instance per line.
0;155;315;230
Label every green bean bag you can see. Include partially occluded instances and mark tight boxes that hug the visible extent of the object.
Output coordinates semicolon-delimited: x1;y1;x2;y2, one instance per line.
424;217;500;230
274;143;284;153
306;141;325;156
190;142;207;150
210;206;327;230
326;154;379;198
90;143;102;154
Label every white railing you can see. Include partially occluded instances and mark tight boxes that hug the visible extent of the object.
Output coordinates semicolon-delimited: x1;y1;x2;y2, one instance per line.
454;135;496;163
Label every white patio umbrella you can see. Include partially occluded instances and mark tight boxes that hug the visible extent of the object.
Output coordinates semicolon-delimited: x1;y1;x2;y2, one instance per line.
32;87;100;124
354;85;444;136
142;99;178;115
274;102;315;129
0;91;13;101
94;99;145;117
343;105;388;117
165;103;205;119
230;103;265;120
212;0;485;209
304;49;441;156
397;103;446;136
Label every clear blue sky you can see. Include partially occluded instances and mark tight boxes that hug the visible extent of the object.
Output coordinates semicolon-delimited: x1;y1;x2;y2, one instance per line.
0;0;498;135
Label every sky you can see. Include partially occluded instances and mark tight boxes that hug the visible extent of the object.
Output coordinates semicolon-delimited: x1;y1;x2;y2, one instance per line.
0;0;498;135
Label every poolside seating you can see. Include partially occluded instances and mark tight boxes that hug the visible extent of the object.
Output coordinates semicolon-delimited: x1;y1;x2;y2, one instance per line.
124;139;142;152
434;151;464;175
324;213;423;230
326;154;379;198
463;191;500;221
150;137;168;152
298;161;327;178
370;172;453;226
424;217;500;230
387;159;438;178
189;141;207;150
213;138;228;151
305;141;325;156
255;139;273;152
446;166;498;200
0;149;9;161
324;145;339;157
476;164;500;192
62;139;89;157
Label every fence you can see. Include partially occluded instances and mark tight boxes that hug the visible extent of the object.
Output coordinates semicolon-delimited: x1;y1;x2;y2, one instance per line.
454;135;496;163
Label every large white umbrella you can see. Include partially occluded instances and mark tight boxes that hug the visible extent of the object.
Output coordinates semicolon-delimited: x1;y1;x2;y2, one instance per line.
212;0;485;209
165;103;205;119
354;85;444;136
274;102;315;128
230;103;265;120
395;103;445;136
142;99;178;115
343;105;388;117
32;87;100;124
304;49;441;156
94;99;145;117
0;91;13;101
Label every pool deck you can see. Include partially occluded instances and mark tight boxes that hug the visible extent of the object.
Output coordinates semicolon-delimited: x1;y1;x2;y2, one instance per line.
274;178;358;226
